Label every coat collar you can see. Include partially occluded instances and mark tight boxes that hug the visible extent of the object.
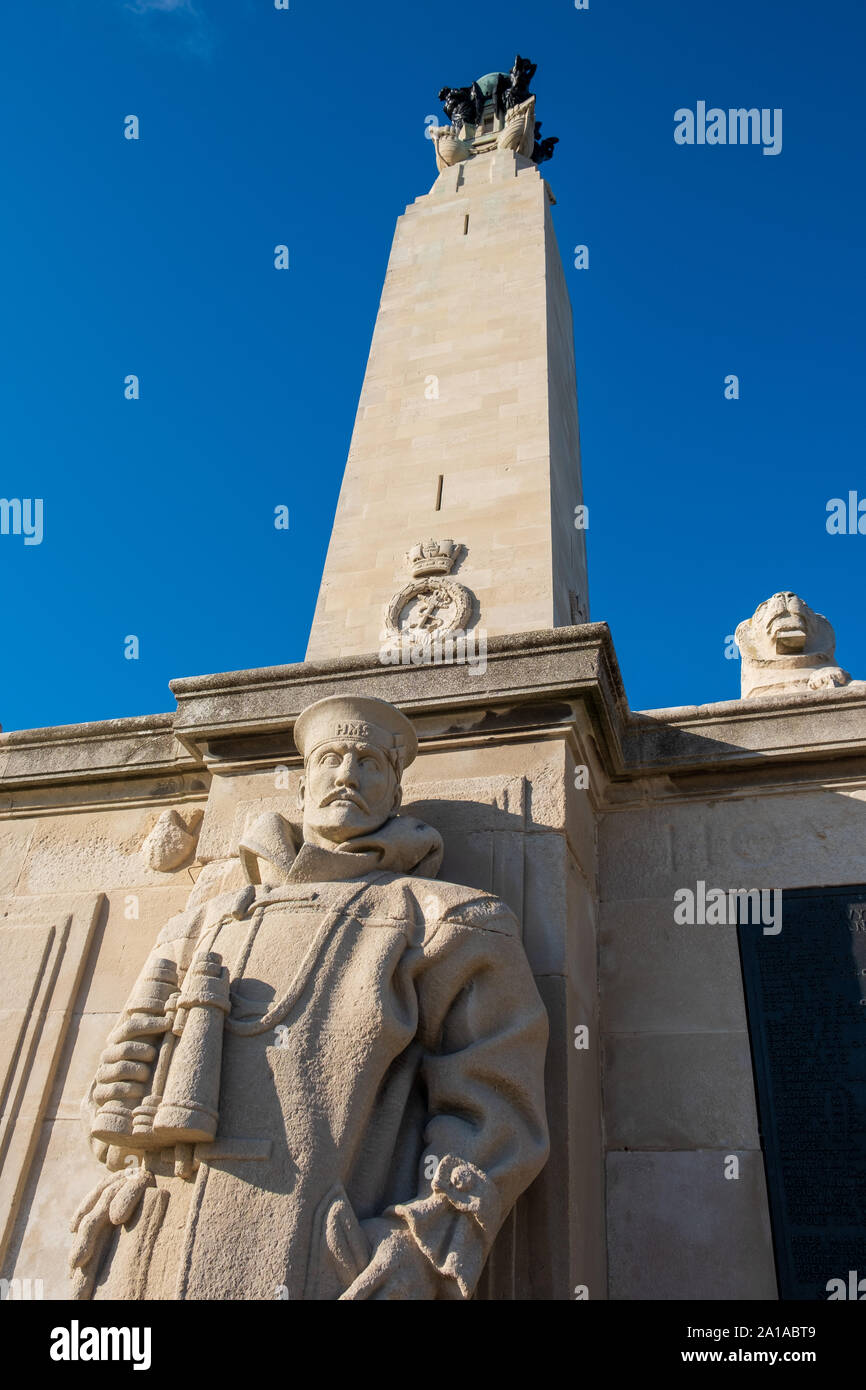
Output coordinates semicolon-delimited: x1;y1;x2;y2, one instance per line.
238;811;444;887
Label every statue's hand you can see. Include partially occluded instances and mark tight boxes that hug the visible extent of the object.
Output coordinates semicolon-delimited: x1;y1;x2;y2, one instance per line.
68;1165;154;1299
110;998;175;1044
91;1038;160;1115
86;994;174;1158
338;1218;441;1301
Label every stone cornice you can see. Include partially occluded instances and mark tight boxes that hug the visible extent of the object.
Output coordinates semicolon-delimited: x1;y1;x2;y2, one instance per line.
1;628;864;793
169;623;628;766
0;712;197;791
625;682;866;771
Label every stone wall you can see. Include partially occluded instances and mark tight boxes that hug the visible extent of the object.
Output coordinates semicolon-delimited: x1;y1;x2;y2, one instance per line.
600;688;866;1299
2;629;864;1299
0;718;208;1295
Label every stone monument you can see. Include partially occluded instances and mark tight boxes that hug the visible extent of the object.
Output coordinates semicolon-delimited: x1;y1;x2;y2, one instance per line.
4;56;866;1307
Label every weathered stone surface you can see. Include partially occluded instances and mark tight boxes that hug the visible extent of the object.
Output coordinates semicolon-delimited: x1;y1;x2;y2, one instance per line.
600;898;748;1034
600;787;866;901
530;974;605;1300
74;886;195;1016
0;895;102;1271
0;714;194;787
45;1012;117;1122
565;855;599;1025
522;831;570;975
4;1119;106;1299
624;682;866;774
562;741;598;887
604;1032;760;1150
0;824;33;896
13;804;207;895
606;1150;777;1300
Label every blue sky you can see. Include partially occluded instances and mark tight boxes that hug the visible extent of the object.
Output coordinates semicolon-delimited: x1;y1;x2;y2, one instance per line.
1;0;864;730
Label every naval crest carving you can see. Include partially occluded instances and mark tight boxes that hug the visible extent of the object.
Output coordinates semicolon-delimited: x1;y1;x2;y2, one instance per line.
383;539;474;641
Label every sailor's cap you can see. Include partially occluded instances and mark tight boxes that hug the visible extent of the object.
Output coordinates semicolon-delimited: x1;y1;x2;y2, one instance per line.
293;695;418;770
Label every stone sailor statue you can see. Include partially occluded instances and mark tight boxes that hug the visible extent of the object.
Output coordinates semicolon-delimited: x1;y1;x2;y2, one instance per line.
70;695;550;1300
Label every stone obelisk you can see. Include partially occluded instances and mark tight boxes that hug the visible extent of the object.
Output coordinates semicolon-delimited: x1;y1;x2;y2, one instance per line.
306;62;587;662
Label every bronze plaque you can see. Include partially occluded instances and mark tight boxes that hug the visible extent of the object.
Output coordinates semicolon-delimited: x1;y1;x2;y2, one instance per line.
738;885;866;1299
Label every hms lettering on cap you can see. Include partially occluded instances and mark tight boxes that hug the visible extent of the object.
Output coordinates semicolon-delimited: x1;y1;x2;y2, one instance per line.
335;722;373;739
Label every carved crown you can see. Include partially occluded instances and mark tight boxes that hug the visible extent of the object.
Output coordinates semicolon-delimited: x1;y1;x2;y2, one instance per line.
405;539;460;577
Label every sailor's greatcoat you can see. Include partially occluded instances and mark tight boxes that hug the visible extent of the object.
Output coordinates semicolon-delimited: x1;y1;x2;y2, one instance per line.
84;823;550;1300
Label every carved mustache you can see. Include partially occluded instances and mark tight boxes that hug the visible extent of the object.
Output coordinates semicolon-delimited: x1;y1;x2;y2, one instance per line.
321;788;370;813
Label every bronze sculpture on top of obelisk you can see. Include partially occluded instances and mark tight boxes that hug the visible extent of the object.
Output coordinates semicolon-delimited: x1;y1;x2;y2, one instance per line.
433;54;559;172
